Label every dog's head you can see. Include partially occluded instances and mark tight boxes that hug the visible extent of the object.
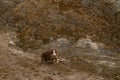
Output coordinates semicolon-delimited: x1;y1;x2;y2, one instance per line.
51;49;57;56
50;49;58;63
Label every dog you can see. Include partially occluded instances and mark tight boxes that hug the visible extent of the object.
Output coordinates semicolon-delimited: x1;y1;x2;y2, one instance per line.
40;49;59;64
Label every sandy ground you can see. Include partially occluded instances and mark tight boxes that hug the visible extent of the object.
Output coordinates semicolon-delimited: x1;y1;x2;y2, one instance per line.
0;32;120;80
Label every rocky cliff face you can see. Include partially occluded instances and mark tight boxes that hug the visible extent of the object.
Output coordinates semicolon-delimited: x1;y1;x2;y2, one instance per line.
0;0;120;52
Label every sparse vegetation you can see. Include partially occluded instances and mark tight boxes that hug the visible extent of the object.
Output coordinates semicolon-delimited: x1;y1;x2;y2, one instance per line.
1;0;119;52
0;1;120;79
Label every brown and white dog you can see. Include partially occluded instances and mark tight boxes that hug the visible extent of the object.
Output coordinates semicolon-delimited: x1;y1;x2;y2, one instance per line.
40;49;59;64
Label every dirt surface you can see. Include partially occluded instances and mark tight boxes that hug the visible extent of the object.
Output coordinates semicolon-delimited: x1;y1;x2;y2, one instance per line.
0;0;120;80
0;31;120;80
